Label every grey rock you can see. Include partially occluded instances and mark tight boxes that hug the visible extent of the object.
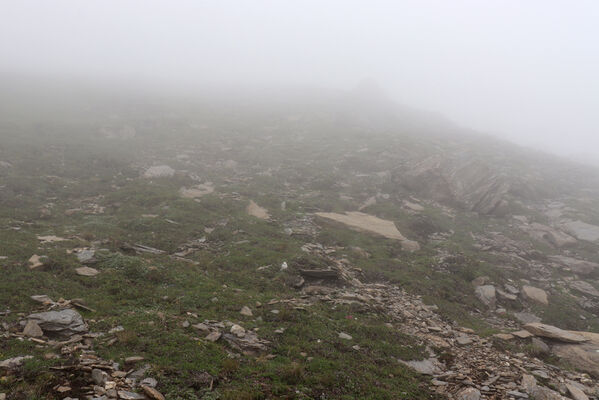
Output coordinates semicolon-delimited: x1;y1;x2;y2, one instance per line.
143;165;175;178
550;255;599;276
240;306;253;316
570;281;599;297
566;383;590;400
457;387;481;400
205;331;222;342
140;377;157;388
22;320;43;338
521;286;548;305
524;322;588;343
531;338;550;356
117;391;145;400
514;312;541;324
91;368;107;385
507;390;528;399
76;249;96;264
400;358;441;375
24;309;87;338
0;355;33;369
562;220;599;242
475;285;496;308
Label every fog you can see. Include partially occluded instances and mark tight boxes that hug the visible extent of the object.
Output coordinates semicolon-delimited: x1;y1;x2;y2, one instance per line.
2;0;598;157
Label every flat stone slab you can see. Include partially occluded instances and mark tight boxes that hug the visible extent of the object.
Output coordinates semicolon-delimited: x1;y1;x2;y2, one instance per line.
524;323;588;343
246;200;269;219
562;220;599;242
399;358;441;375
315;211;420;251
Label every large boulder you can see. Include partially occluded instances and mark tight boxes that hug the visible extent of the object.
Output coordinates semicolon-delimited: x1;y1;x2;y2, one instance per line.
523;223;577;248
552;331;599;378
22;309;87;338
399;155;513;215
475;285;496;308
550;256;599;276
570;281;599;298
523;323;588;343
521;285;548;305
561;220;599;242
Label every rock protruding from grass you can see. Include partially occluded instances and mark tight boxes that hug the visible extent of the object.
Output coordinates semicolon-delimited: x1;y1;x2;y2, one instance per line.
315;211;420;251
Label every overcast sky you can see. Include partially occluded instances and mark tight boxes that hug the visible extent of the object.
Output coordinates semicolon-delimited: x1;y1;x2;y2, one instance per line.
1;1;598;157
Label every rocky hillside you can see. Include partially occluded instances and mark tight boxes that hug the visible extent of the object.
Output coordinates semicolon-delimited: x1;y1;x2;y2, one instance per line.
2;83;599;399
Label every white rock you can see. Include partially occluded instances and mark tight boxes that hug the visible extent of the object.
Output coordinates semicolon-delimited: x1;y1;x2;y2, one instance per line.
143;165;175;178
230;324;245;338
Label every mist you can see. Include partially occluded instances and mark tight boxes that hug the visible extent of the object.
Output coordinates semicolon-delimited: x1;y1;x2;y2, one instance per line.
2;0;599;156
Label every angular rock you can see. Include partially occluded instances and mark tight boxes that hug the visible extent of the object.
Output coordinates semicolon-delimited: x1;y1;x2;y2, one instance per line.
493;333;514;341
552;330;599;378
222;331;269;355
570;281;599;298
400;358;441;375
550;256;599;276
512;330;533;339
142;385;165;400
338;332;352;340
475;285;496;308
523;323;588;343
566;383;589;400
75;266;99;277
28;254;45;269
531;337;550;355
22;320;43;338
76;249;96;264
562;220;599;242
0;356;33;369
514;312;541;324
524;223;577;248
125;356;144;364
205;331;222;342
457;387;481;400
91;368;108;385
239;306;253;316
117;391;146;400
143;165;175;178
230;324;245;338
30;294;54;304
140;377;157;388
315;211;419;251
24;309;88;338
246;200;269;219
521;286;548;305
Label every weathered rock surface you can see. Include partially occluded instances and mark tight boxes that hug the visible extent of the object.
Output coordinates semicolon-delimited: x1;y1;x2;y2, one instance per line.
143;165;175;178
570;280;599;297
0;356;33;369
523;223;577;248
400;155;513;215
456;387;481;400
521;285;549;305
474;285;496;308
523;323;588;343
246;200;270;219
75;266;99;277
550;255;599;276
552;331;599;378
315;211;420;251
562;220;599;242
179;183;214;199
22;320;43;338
23;309;88;338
